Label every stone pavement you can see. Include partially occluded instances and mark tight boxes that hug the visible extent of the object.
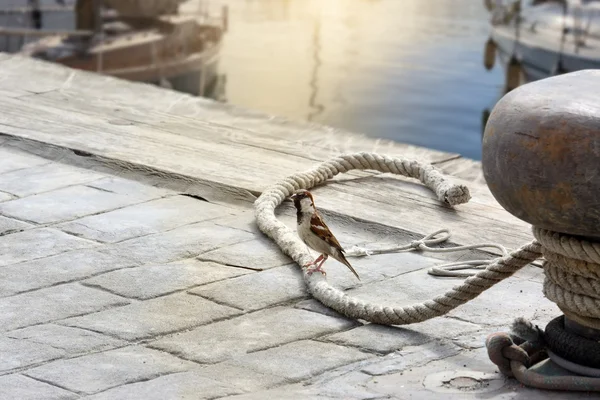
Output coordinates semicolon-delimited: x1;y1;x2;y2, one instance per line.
0;144;592;399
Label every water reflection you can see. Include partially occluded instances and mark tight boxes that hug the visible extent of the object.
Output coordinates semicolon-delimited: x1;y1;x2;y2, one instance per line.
211;0;504;160
0;0;505;160
307;19;323;121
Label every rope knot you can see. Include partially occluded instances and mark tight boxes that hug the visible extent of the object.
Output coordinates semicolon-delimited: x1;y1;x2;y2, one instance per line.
409;240;425;250
486;332;531;377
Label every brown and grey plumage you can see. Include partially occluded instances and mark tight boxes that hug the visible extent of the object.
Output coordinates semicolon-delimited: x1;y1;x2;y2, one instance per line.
290;189;360;280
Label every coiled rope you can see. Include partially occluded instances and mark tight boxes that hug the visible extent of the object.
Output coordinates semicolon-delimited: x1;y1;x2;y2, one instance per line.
254;152;600;326
254;152;544;325
534;228;600;329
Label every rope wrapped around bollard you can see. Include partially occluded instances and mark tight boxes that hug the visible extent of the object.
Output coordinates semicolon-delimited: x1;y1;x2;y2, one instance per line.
534;227;600;329
254;152;542;325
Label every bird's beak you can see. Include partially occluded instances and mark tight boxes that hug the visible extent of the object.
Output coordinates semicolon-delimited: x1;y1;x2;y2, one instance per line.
290;193;297;199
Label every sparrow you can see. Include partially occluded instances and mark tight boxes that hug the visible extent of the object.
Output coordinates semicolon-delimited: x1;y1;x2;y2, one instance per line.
290;189;360;280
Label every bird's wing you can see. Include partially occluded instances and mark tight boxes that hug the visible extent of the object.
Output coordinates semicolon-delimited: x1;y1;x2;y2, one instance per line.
310;211;345;252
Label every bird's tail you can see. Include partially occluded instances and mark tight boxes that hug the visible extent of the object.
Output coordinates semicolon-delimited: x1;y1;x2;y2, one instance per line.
336;251;360;280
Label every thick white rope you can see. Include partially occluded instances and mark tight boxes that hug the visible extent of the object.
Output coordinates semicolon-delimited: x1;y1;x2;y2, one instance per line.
254;152;543;325
534;227;600;327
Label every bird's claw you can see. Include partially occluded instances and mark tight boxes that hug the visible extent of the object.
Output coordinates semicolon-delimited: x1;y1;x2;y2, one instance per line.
304;264;326;277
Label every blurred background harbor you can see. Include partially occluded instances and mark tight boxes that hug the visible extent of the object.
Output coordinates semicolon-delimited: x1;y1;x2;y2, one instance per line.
1;0;598;161
214;0;501;161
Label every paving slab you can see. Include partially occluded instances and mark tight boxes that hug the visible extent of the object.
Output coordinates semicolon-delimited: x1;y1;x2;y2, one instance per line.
7;324;126;356
214;211;261;234
0;148;48;174
192;363;289;393
222;342;459;400
361;347;586;400
0;191;14;202
57;195;237;243
219;372;377;400
85;176;173;198
0;228;95;267
60;293;241;340
149;306;357;363
0;336;64;373
359;340;464;376
0;87;31;98
512;264;545;282
227;340;373;381
0;184;162;225
294;298;351;319
447;278;561;327
324;317;481;354
84;364;289;400
294;370;384;400
0;248;139;297
452;328;500;350
343;267;561;328
0;215;32;236
0;374;77;400
218;341;463;400
25;346;196;395
198;237;293;270
227;346;594;399
84;372;242;400
99;221;254;265
83;259;250;300
190;264;306;311
215;208;295;236
312;251;446;291
0;162;104;197
0;283;129;332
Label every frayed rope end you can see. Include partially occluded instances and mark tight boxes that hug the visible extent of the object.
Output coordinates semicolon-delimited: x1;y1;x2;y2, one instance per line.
510;317;544;343
346;245;373;257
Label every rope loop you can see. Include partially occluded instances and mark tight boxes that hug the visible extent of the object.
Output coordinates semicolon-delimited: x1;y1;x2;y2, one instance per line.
486;332;521;377
254;152;542;325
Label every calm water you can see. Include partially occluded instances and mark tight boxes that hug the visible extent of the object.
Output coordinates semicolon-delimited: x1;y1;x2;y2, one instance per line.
209;0;505;160
1;0;505;160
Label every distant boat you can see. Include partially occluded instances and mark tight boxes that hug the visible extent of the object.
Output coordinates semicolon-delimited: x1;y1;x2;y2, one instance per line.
483;0;600;90
0;0;228;97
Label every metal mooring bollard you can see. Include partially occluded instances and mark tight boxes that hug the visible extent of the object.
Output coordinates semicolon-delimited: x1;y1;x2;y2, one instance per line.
482;70;600;391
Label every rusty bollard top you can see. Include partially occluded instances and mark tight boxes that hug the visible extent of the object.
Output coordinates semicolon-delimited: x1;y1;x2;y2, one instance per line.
482;71;600;239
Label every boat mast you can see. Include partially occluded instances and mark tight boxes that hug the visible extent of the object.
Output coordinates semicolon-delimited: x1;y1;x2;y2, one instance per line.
28;0;42;29
75;0;101;34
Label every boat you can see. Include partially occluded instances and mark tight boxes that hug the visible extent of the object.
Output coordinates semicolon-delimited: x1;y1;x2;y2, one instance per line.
483;0;600;91
0;0;228;97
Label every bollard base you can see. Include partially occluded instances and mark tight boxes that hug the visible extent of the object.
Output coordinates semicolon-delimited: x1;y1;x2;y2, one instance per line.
512;355;600;392
486;328;600;392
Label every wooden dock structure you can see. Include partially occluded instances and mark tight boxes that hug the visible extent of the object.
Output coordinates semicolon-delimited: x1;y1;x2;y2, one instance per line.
0;53;570;399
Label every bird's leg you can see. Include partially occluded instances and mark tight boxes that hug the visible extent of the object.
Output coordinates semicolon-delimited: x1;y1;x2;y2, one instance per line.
303;254;323;268
306;254;327;277
316;254;328;269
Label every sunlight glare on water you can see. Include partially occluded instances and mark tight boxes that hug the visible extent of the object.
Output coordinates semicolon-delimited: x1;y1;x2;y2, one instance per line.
207;0;505;160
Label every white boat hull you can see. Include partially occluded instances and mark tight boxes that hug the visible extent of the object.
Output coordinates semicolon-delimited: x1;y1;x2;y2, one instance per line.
491;24;600;83
487;0;600;84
